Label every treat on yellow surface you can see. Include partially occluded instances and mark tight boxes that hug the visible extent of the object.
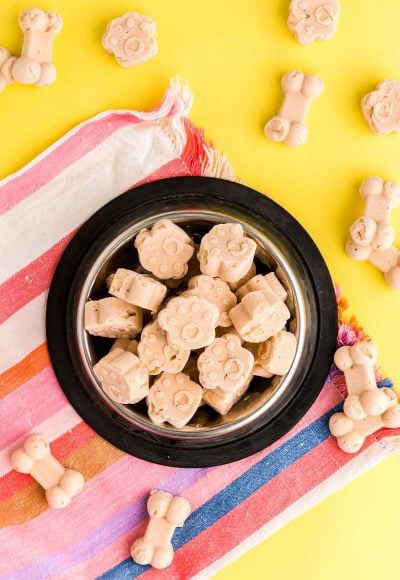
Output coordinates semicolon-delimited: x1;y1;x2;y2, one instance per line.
84;297;143;338
361;79;400;135
102;12;157;67
288;0;340;45
138;319;190;375
359;177;400;222
147;372;202;428
0;47;17;92
108;268;167;312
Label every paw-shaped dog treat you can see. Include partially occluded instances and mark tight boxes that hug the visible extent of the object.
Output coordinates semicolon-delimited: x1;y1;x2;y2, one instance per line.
138;319;190;375
11;434;84;508
288;0;340;45
102;12;157;68
147;372;202;428
254;330;297;377
228;262;256;292
93;348;149;404
236;272;288;301
359;177;400;222
202;374;253;416
158;295;219;350
108;268;167;312
361;79;400;135
85;297;143;338
131;490;191;569
183;275;237;327
135;220;195;280
198;334;254;392
230;290;290;343
265;70;324;147
110;337;139;355
198;223;257;283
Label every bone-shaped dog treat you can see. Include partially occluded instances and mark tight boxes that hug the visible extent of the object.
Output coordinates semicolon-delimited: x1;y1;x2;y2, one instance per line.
236;272;288;301
202;374;253;416
253;330;297;377
93;348;149;404
264;70;324;147
228;262;256;292
131;490;191;569
346;241;400;290
138;319;190;375
110;338;139;355
183;275;237;327
359;177;400;223
147;372;202;428
0;47;17;93
11;434;84;508
85;297;143;338
108;268;167;312
361;79;400;135
102;12;157;68
334;342;378;395
288;0;340;45
12;9;62;87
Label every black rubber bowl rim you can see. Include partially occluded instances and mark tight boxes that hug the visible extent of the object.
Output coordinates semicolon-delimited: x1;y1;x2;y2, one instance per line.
46;176;337;467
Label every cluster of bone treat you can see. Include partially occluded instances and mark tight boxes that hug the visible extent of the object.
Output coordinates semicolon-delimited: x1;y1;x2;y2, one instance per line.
84;220;297;427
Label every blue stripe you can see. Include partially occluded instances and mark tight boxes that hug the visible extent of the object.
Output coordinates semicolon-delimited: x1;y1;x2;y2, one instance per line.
99;404;341;579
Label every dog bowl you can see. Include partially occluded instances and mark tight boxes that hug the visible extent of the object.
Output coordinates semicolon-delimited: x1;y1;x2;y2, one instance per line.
46;176;337;466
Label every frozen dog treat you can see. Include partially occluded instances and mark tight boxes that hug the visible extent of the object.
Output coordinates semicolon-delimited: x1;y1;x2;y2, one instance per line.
334;342;378;395
0;47;17;92
254;330;297;376
348;217;395;253
158;295;219;350
198;334;254;392
183;275;237;327
108;268;167;312
85;297;143;338
102;12;157;68
288;0;340;45
135;220;194;280
138;319;190;375
93;348;148;404
264;70;324;147
359;177;400;222
228;262;256;291
346;241;400;289
198;223;257;283
361;80;400;135
110;338;138;354
11;434;84;509
131;490;191;569
202;375;252;416
236;272;287;301
147;372;202;428
230;290;290;343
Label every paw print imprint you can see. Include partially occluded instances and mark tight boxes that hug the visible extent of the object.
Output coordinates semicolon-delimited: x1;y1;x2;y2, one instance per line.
147;372;202;428
183;274;237;327
102;12;157;67
138;319;190;375
288;0;340;45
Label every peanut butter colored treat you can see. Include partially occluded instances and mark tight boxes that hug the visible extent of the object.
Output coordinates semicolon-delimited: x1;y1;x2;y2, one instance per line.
228;262;256;291
11;434;84;509
158;295;219;350
254;331;297;377
108;268;167;312
110;338;139;355
360;177;400;222
131;490;191;569
334;342;378;395
102;12;157;68
198;223;257;283
361;80;400;135
93;348;149;404
138;319;190;375
236;272;288;301
183;275;237;327
265;70;324;147
198;334;254;392
288;0;340;45
135;220;194;280
147;372;202;428
85;297;143;338
0;47;17;92
202;375;253;416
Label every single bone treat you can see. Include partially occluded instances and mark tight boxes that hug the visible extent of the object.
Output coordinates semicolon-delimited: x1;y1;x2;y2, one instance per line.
12;9;62;87
264;70;324;147
348;216;395;253
131;490;191;569
288;0;340;45
138;319;190;375
198;223;257;283
230;290;290;343
198;334;254;392
228;262;256;292
102;12;157;68
359;177;400;223
110;338;138;355
93;348;149;404
236;272;288;301
108;268;167;312
158;295;219;350
346;242;400;290
147;372;202;428
183;275;237;327
202;375;253;416
0;47;17;93
334;342;378;395
135;220;195;280
361;79;400;135
85;297;143;338
11;434;84;508
253;331;297;377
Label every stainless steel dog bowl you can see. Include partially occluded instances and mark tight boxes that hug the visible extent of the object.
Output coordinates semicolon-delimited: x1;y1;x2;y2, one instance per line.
46;177;337;466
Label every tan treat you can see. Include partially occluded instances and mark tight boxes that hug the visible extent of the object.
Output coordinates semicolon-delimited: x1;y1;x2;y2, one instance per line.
147;372;202;428
359;177;400;222
198;334;254;392
0;47;17;92
288;0;340;45
215;325;245;343
334;343;378;395
264;70;324;147
183;275;237;327
202;375;253;415
108;268;167;312
102;12;157;68
84;297;143;338
361;80;400;135
131;490;191;569
135;220;194;280
348;216;394;253
93;348;149;404
198;223;257;283
346;242;400;290
230;290;290;343
228;263;256;291
245;342;273;378
236;272;288;301
138;319;190;375
11;434;84;509
255;331;297;376
12;9;62;87
158;295;219;350
110;338;138;355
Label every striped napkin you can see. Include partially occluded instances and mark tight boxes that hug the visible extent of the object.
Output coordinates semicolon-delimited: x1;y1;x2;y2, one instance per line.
1;79;399;580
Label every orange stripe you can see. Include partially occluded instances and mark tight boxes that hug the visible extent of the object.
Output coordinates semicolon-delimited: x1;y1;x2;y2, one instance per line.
0;343;50;399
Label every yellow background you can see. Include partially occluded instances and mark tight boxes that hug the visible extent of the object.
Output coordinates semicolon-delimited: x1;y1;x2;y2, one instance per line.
1;1;399;578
